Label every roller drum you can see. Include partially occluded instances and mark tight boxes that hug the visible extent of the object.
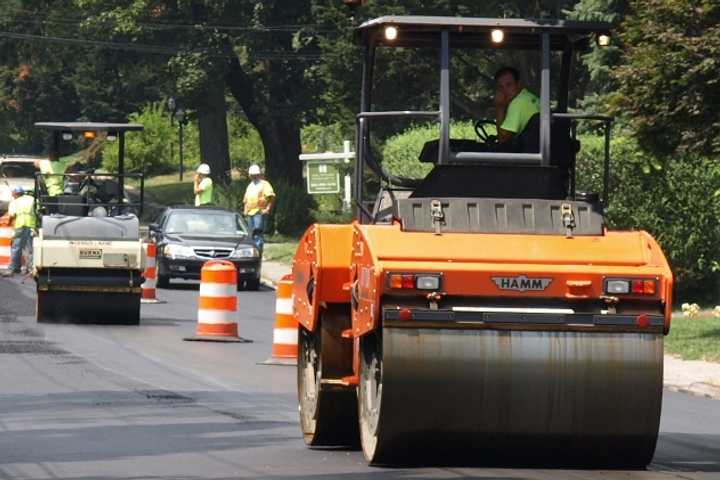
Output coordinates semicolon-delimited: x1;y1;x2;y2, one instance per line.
361;326;663;466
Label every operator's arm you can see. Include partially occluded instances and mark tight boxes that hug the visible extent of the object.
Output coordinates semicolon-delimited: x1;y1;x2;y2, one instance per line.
7;200;16;222
261;182;275;214
263;196;275;215
494;91;514;144
193;174;202;194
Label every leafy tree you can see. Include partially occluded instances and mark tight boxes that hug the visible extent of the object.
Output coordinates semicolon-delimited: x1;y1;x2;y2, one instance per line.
102;101;200;175
0;0;169;152
613;0;720;156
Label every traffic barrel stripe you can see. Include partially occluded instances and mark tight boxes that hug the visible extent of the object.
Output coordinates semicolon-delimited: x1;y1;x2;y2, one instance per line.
199;282;237;298
262;274;298;363
275;297;293;315
141;241;161;304
144;266;156;279
0;227;12;269
201;269;237;285
198;295;237;311
185;260;250;343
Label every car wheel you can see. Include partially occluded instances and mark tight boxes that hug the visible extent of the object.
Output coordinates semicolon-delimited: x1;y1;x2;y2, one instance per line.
157;273;170;289
245;277;261;291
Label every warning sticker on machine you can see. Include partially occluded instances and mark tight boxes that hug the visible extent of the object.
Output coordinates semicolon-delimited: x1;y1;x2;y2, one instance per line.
79;248;103;259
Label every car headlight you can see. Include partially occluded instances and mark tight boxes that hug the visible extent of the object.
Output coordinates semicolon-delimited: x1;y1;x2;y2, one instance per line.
163;244;195;259
232;246;259;258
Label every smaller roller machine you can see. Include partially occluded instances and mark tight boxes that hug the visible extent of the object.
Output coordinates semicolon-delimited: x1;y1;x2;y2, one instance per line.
33;122;146;324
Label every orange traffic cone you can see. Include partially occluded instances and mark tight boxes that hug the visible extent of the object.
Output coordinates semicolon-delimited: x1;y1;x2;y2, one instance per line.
259;274;297;366
0;226;12;271
184;260;251;343
141;242;162;304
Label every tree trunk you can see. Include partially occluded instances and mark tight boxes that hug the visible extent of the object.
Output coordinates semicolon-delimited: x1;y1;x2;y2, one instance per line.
225;56;303;185
255;118;303;185
196;79;231;185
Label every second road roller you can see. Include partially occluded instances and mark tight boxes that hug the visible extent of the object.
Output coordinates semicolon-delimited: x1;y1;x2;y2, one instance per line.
293;16;672;467
33;122;146;324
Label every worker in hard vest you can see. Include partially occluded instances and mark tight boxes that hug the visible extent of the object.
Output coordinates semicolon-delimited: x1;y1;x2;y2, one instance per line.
2;187;36;276
34;149;77;197
243;164;275;251
194;163;213;206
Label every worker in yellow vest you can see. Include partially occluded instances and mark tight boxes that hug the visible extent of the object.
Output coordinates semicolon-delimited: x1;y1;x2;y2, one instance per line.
34;150;78;197
2;187;36;276
243;164;275;251
194;163;213;206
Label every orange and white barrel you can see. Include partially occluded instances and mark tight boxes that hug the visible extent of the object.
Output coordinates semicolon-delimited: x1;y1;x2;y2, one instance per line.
271;274;297;358
0;226;13;271
259;273;297;366
141;242;159;303
184;260;250;343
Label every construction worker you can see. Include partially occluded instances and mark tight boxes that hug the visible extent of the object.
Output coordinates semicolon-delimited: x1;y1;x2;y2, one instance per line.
494;66;540;144
34;149;77;197
243;164;275;251
194;163;213;206
2;187;35;276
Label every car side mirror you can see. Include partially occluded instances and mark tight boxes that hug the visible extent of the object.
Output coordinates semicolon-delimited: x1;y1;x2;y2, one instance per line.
149;223;160;232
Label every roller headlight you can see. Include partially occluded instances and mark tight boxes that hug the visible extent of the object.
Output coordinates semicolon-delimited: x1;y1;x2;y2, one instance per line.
232;246;259;258
164;244;195;259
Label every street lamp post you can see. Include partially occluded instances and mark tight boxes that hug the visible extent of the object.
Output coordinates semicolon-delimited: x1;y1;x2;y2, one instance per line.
167;98;188;181
175;107;186;181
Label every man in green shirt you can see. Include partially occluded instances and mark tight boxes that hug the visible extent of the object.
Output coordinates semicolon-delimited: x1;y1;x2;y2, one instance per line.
194;163;213;206
34;150;76;197
494;67;540;144
2;187;36;276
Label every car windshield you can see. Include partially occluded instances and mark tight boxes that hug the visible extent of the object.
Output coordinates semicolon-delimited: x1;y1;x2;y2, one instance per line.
165;212;247;235
0;161;37;179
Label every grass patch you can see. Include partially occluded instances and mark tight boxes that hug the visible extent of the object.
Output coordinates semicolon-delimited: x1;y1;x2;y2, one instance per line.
144;181;193;207
263;242;298;265
666;314;720;362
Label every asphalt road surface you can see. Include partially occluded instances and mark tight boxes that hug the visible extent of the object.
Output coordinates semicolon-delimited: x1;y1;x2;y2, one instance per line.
1;275;719;480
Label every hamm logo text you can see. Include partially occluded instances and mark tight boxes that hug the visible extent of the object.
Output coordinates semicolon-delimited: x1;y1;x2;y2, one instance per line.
492;275;552;292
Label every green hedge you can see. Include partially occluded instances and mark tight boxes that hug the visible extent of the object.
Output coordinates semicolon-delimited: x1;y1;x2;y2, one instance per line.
381;120;483;178
576;134;720;303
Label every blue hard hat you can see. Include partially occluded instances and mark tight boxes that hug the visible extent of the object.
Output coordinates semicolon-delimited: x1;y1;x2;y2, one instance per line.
12;186;24;194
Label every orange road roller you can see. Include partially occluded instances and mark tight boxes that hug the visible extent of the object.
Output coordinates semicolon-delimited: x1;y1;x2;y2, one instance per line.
294;16;672;467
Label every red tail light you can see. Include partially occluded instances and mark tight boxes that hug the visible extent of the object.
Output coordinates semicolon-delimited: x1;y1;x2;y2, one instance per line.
398;308;413;321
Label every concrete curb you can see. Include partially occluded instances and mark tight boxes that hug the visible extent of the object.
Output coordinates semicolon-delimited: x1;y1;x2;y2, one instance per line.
665;382;720;400
260;277;277;290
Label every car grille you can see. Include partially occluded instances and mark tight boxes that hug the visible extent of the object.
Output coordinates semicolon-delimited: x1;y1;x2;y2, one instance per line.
193;247;233;259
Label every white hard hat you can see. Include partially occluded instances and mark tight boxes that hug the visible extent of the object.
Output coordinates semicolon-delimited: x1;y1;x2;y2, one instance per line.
197;163;210;175
248;164;261;175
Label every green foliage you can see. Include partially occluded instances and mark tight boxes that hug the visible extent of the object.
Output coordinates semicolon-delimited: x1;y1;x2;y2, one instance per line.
266;179;316;237
302;122;353;153
381;121;482;178
576;133;720;302
228;114;264;171
213;180;247;214
102;102;200;175
311;193;353;224
614;0;720;156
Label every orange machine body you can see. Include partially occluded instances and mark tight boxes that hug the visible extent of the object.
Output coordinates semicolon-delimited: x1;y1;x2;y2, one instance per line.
293;221;673;377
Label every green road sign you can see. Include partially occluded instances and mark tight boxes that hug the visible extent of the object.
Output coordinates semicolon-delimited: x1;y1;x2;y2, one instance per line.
307;162;340;194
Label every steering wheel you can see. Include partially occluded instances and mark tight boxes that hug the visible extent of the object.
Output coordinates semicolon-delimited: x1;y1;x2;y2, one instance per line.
76;167;97;192
474;119;498;145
